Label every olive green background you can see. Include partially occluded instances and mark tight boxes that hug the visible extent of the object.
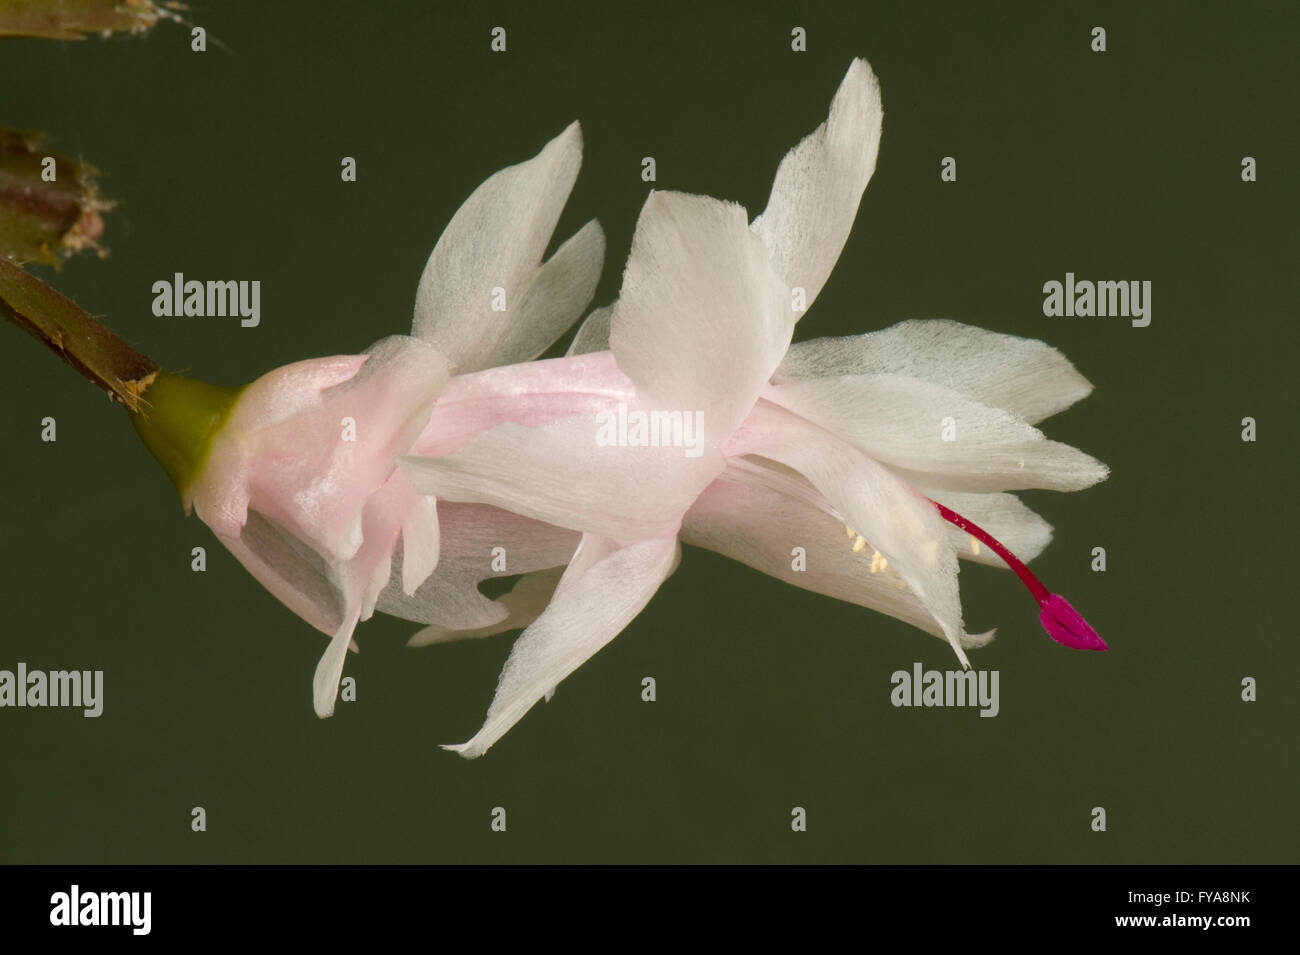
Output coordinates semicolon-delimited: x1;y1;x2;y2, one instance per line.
1;0;1295;863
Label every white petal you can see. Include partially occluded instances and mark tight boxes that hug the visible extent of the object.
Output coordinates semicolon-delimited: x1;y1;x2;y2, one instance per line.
402;416;719;543
774;319;1094;424
727;401;972;666
348;475;410;622
765;373;1109;493
444;534;680;758
565;305;613;356
399;486;441;597
682;459;993;649
413;122;601;372
377;502;579;631
505;219;604;359
750;58;883;312
407;567;565;647
314;607;361;718
610;190;791;440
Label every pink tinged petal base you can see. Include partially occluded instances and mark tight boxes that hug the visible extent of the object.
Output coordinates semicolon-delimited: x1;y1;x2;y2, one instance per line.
410;351;635;458
932;500;1106;652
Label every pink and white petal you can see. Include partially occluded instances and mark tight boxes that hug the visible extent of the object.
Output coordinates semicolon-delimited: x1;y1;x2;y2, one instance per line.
411;351;634;458
406;567;566;647
402;416;723;543
311;483;427;716
200;345;442;639
413;122;598;373
727;401;972;667
750;58;883;313
220;355;368;434
774;320;1094;424
245;336;449;563
609;190;791;441
216;512;346;638
682;459;994;649
188;355;369;536
444;534;680;758
765;373;1108;493
433;350;631;406
347;475;414;622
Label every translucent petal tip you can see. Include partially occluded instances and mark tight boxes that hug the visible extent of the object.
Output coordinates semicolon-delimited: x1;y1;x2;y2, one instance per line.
1039;594;1107;651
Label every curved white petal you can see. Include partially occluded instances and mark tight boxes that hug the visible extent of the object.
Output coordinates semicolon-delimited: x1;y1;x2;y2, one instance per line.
765;373;1109;493
314;607;361;718
682;459;994;649
413;122;601;372
774;319;1094;424
750;57;883;312
445;534;680;758
377;502;579;631
610;190;791;442
477;218;604;367
727;401;971;666
407;567;565;647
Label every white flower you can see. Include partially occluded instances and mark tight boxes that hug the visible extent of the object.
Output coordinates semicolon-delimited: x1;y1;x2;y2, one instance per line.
401;59;1108;757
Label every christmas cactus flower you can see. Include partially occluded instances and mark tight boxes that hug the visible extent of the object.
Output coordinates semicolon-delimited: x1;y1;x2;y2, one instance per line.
3;57;1106;761
401;58;1108;757
2;121;602;719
